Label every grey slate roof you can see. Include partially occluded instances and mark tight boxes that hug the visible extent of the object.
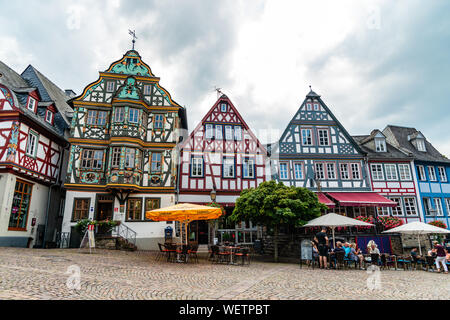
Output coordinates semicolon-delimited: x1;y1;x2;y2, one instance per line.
21;65;73;126
382;125;450;164
353;134;412;160
0;60;73;138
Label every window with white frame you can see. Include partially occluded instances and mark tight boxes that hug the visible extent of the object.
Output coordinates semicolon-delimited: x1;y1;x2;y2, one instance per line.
25;131;38;157
294;163;303;180
220;103;227;112
416;139;426;152
153;114;164;129
205;124;213;139
191;157;203;177
318;129;329;146
215;125;223;140
313;103;319;111
306;103;312;111
423;198;432;216
125;148;135;168
27;97;36;112
377;207;390;216
375;138;386;152
327;163;336;179
404;198;417;216
225;126;233;140
371;164;384;180
384;164;398;180
390;197;403;216
314;163;325;180
428;166;437;181
111;147;121;167
45;110;54;124
128;108;139;124
351;163;360;180
115;107;124;123
445;199;450;216
106;81;115;92
438;167;447;182
223;158;235;178
151;153;162;173
81;149;104;170
398;164;412;180
279;162;289;180
434;198;443;216
417;165;426;181
87;110;107;126
301;129;313;146
234;126;242;141
340;163;350;180
243;158;255;179
143;85;151;95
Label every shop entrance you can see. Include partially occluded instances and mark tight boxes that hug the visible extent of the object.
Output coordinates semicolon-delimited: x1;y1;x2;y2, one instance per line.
189;220;209;245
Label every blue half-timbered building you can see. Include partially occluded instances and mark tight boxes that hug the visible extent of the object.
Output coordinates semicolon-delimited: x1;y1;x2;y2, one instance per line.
271;89;396;218
383;125;450;229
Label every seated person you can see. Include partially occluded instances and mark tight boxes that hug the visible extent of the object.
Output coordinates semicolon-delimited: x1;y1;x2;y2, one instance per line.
343;242;352;258
350;243;365;269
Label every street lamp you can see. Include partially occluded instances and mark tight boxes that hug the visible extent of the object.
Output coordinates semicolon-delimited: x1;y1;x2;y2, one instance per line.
210;188;217;202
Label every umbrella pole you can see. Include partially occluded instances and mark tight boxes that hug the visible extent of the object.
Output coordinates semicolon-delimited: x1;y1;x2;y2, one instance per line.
332;227;336;248
417;234;422;256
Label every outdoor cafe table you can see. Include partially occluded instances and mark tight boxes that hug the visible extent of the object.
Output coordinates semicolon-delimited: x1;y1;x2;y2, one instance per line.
173;243;189;263
220;246;240;265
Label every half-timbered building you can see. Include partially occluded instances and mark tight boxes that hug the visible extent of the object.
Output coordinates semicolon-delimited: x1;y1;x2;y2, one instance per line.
354;130;422;224
0;61;72;247
271;89;396;218
383;125;450;229
178;94;270;245
61;49;187;249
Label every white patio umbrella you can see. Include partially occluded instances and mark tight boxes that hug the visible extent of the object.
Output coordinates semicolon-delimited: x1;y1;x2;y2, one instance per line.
383;221;450;256
303;213;374;247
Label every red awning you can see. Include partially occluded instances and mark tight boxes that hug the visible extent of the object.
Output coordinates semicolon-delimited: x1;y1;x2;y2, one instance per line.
326;192;397;207
316;192;336;208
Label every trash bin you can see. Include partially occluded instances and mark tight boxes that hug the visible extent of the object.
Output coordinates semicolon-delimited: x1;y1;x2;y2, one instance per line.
164;226;173;243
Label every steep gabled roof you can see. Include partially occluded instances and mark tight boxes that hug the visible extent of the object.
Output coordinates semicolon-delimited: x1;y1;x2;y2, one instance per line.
21;65;73;127
383;125;450;163
353;133;412;160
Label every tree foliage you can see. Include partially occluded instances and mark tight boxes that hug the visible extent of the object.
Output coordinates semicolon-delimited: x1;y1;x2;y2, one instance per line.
231;181;326;227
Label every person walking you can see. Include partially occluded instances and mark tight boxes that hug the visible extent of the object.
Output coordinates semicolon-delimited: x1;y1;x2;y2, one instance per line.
314;227;329;269
432;241;448;274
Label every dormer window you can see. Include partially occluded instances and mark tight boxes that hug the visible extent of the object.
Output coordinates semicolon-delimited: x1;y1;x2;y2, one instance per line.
416;139;426;152
375;138;386;152
106;81;115;93
45;110;54;124
27;97;36;112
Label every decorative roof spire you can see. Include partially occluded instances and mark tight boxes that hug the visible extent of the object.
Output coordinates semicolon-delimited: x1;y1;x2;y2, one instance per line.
128;29;138;50
306;85;320;98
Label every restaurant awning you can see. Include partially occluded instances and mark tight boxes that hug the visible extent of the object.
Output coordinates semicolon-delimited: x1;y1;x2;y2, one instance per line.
326;192;397;207
316;192;335;208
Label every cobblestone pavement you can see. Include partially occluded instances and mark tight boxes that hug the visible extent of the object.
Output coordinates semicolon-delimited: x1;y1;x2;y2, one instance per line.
0;248;448;300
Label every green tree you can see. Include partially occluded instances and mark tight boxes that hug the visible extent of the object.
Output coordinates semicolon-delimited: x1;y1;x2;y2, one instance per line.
230;181;327;262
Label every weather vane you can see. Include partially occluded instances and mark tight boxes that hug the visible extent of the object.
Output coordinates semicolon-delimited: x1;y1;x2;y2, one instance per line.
214;86;223;99
128;29;138;50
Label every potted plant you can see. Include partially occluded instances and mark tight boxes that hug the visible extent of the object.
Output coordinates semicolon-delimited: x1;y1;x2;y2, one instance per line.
378;216;404;230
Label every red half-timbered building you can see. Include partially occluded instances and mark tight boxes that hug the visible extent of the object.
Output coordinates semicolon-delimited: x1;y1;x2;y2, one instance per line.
354;130;422;225
178;94;270;245
0;61;72;248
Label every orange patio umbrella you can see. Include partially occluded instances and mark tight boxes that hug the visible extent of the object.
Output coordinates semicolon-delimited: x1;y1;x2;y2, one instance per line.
145;203;223;245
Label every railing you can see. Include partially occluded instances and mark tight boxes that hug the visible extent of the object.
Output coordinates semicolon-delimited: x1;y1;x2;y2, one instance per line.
113;223;137;248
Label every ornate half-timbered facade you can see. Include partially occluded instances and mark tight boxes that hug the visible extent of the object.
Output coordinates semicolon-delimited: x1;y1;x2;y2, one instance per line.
271;89;396;218
354;130;422;224
178;94;270;245
62;50;187;249
0;61;72;247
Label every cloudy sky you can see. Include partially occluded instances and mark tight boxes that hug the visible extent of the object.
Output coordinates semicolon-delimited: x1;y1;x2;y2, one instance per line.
1;0;449;155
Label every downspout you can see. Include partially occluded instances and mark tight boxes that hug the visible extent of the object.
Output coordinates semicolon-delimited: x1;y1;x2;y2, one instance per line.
42;141;68;248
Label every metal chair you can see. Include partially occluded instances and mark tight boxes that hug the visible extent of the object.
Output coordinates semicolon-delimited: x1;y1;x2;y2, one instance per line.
163;243;177;262
218;246;232;264
188;244;199;263
425;256;436;272
370;253;380;267
335;251;346;270
380;254;396;270
397;255;412;270
234;247;250;266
